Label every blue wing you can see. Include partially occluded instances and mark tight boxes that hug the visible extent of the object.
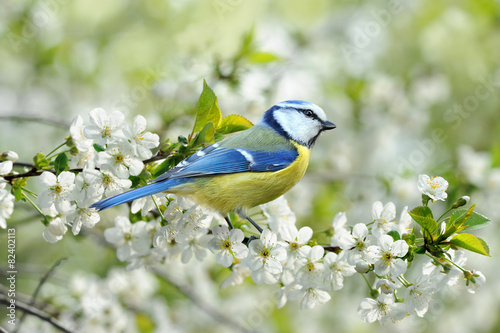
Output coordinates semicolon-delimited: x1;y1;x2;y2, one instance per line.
90;147;297;211
152;144;298;182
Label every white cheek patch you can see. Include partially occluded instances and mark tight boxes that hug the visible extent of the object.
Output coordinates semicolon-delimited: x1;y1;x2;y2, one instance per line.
274;109;322;145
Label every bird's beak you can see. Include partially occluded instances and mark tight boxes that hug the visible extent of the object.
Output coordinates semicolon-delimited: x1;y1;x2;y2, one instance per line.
322;120;336;130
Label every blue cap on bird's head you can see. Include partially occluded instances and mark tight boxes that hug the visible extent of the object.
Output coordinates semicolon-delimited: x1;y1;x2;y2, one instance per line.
259;100;336;147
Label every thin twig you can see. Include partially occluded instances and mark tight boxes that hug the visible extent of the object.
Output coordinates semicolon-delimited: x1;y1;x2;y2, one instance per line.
0;294;75;333
0;284;59;315
13;258;67;333
0;115;70;128
323;246;341;253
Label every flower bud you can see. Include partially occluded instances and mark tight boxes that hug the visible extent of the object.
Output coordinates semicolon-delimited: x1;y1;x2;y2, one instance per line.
47;218;68;237
452;196;470;208
1;151;18;162
355;260;370;274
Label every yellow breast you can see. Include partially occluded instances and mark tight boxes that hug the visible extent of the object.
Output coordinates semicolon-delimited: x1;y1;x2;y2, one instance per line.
169;142;311;214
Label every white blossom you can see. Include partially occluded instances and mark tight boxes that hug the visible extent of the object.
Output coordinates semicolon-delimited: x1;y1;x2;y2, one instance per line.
43;217;68;243
330;212;349;247
366;235;409;277
371;201;397;237
276;284;302;309
131;195;165;216
279;224;312;269
465;270;486;294
123;115;160;159
422;250;467;290
338;223;373;265
221;263;251;289
358;294;408;324
104;217;152;261
208;226;248;267
94;170;132;198
323;251;356;291
417;174;448;201
404;276;436;317
70;115;93;151
0;189;15;229
288;286;331;310
295;245;326;288
75;168;103;204
173;206;213;242
1;151;18;162
242;229;286;285
176;228;212;264
395;206;412;236
260;196;296;234
37;171;76;213
0;161;13;176
66;203;100;235
97;142;144;179
70;145;96;169
376;279;397;294
83;108;125;145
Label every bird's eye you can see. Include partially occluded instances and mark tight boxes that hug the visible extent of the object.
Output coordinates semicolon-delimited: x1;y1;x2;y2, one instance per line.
303;109;314;117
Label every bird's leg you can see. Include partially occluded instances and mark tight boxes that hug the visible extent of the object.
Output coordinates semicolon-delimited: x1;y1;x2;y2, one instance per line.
245;216;263;234
224;216;234;230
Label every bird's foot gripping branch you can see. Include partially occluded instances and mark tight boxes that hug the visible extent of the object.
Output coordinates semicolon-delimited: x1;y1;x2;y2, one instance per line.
0;82;491;325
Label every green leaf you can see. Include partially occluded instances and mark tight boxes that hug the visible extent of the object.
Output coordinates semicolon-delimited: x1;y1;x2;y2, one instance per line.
151;159;171;179
191;80;222;136
216;114;253;135
387;230;401;241
54;153;69;174
129;176;141;188
409;206;437;236
414;246;426;254
192;122;215;146
447;205;474;228
449;233;490;256
33;152;50;169
247;52;280;64
11;178;27;201
151;152;187;179
438;205;475;241
93;143;106;152
455;210;491;232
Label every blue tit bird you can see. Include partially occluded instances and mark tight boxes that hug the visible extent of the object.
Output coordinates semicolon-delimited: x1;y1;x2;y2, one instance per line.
90;100;336;232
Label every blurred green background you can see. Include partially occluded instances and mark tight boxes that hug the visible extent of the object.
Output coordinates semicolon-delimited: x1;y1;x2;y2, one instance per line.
1;0;500;332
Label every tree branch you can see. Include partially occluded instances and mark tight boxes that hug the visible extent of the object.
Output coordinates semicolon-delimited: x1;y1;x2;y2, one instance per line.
0;294;75;333
152;267;256;333
12;258;67;333
4;152;172;183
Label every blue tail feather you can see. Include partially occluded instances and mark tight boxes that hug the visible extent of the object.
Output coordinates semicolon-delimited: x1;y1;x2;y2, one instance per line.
90;178;188;211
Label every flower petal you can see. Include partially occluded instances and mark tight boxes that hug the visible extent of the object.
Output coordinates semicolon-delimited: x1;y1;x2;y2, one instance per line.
39;171;57;187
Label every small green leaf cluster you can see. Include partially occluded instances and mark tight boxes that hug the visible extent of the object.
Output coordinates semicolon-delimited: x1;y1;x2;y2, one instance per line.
409;198;490;258
151;80;253;179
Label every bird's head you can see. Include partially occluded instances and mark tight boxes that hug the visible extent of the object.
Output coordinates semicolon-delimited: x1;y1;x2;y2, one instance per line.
259;100;336;148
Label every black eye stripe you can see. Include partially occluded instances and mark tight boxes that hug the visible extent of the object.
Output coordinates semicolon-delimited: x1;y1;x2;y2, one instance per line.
300;108;320;121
